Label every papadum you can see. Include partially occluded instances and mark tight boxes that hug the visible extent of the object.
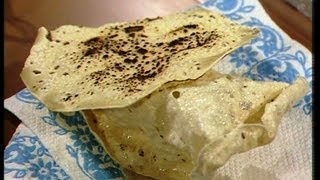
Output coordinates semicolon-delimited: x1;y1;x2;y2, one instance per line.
83;70;308;180
20;7;259;112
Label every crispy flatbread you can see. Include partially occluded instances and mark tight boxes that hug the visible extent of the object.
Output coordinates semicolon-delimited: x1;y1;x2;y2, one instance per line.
20;7;259;112
83;71;308;179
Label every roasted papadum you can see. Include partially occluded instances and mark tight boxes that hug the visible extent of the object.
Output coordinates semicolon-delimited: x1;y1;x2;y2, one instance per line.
83;70;308;179
20;8;258;112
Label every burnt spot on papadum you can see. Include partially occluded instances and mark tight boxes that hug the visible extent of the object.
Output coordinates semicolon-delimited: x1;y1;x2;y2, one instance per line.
120;144;127;151
152;155;157;161
138;149;145;157
124;26;144;33
46;32;52;41
63;94;72;101
145;16;162;22
241;132;246;139
33;70;41;74
183;24;198;29
172;91;180;98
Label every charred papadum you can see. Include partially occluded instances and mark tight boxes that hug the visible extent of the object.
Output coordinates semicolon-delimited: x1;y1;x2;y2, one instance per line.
83;70;308;180
20;8;259;112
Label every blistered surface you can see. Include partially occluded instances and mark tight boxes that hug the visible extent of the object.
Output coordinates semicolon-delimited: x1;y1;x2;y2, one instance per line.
20;8;259;112
84;72;307;179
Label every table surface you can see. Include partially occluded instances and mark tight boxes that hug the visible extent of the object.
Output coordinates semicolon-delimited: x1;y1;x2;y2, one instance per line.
4;0;312;147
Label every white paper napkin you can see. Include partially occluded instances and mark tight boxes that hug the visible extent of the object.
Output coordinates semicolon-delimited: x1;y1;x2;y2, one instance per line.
4;0;312;179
